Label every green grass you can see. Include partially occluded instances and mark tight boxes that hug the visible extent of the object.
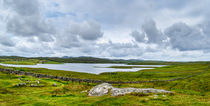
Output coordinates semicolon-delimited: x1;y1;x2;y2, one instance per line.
2;61;37;65
42;61;61;64
0;58;61;65
0;62;209;105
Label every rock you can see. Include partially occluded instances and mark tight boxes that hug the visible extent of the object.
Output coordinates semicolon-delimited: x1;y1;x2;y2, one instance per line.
153;95;158;99
154;94;158;97
52;83;57;86
30;84;38;87
88;83;172;96
111;88;172;96
88;83;113;96
81;90;88;93
37;81;40;84
16;83;26;87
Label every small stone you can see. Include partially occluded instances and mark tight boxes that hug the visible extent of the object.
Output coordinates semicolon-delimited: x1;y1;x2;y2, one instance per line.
30;84;38;87
145;98;149;101
16;83;26;87
52;83;57;86
153;95;159;99
81;90;88;93
23;83;26;86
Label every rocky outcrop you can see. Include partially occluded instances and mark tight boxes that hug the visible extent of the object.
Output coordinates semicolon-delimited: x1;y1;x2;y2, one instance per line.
88;83;113;96
88;83;172;96
111;87;172;96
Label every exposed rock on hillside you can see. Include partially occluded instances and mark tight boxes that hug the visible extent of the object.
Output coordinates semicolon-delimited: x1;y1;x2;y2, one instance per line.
88;83;172;96
111;87;172;96
88;83;113;96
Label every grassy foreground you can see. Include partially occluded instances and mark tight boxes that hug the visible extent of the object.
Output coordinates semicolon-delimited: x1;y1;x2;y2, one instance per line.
0;62;209;105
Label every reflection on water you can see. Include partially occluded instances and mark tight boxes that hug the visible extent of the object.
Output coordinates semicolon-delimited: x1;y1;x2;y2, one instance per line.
0;63;165;74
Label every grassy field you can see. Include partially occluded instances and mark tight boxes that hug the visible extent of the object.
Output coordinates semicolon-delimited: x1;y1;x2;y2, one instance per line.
0;62;209;105
0;58;60;65
0;62;208;81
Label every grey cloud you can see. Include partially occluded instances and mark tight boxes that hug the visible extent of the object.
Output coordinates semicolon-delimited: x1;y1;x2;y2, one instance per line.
56;21;103;49
7;15;54;42
165;22;210;50
4;0;39;16
5;0;55;42
101;42;143;57
131;19;210;51
56;33;80;49
131;19;167;45
56;41;144;58
142;19;167;44
69;21;103;40
0;35;15;47
200;20;210;35
131;30;146;42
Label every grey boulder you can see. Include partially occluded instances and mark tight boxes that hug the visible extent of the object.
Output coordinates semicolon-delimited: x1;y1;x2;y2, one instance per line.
88;83;113;96
111;88;172;96
89;83;172;96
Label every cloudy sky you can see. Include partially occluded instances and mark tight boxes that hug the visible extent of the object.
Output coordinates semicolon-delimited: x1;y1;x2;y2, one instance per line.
0;0;210;61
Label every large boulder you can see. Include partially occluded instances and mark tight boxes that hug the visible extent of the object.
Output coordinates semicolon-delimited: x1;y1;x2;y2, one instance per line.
88;83;172;96
111;88;172;96
88;83;113;96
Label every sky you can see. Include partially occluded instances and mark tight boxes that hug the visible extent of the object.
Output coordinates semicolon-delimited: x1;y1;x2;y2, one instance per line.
0;0;210;61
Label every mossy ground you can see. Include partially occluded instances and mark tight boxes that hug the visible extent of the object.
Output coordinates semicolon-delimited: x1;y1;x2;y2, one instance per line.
0;62;209;105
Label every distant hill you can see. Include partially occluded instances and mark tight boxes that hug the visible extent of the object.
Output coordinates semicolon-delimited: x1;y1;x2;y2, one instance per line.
1;56;208;65
34;56;127;63
0;56;143;64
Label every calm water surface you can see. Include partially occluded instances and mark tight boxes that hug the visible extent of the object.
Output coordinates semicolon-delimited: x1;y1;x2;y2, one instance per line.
0;63;165;74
